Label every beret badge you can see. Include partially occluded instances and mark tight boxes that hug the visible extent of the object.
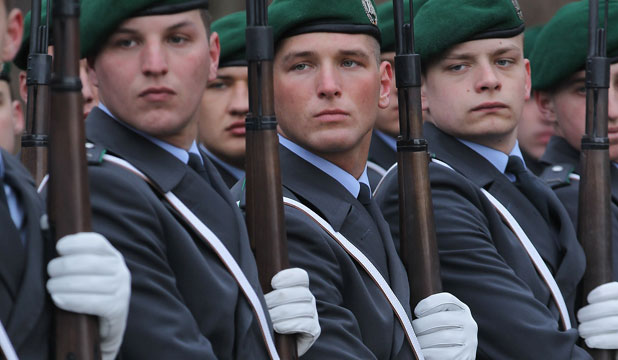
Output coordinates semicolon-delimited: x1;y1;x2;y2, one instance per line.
362;0;378;25
511;0;524;21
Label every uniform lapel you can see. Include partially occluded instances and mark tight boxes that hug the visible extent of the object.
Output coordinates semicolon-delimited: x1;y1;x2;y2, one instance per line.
1;151;47;349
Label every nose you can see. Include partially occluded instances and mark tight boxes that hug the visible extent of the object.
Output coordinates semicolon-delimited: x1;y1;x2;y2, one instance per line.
474;62;501;93
141;41;169;76
316;65;342;99
229;82;249;117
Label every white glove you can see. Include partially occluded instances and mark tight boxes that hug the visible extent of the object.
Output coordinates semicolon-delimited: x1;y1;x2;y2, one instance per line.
413;292;478;360
264;268;321;356
47;233;131;360
577;281;618;349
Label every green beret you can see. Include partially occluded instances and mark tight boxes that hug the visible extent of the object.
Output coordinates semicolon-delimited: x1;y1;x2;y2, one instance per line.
213;11;247;67
523;25;543;59
14;0;51;70
268;0;381;45
81;0;208;58
0;63;11;82
530;0;618;90
377;0;429;53
414;0;525;63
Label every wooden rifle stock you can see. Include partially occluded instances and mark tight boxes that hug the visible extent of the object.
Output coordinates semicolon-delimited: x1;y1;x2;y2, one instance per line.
21;0;52;185
245;1;297;358
578;1;614;358
392;0;442;309
48;0;100;358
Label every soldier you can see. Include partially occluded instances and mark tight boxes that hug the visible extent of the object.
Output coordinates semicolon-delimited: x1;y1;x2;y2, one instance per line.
518;25;555;175
79;0;319;358
375;0;618;357
0;63;24;153
196;11;247;188
533;0;618;322
0;1;130;359
240;0;478;358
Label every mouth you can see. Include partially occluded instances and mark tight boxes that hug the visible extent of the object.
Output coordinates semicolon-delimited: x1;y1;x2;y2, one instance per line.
314;109;350;121
139;87;176;101
471;102;508;112
225;121;246;136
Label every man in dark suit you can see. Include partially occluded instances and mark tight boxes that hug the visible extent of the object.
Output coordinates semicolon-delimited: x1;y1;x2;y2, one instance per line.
375;0;618;357
80;0;320;358
251;0;478;358
196;11;247;188
532;3;618;349
0;1;130;359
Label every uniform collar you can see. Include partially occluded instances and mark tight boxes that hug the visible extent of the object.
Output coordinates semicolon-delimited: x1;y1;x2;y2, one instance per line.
374;130;397;152
97;103;203;165
279;135;370;198
457;138;525;175
199;143;245;180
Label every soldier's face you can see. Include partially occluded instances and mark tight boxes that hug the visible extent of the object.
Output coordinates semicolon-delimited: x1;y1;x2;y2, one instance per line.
197;65;248;169
375;51;399;137
422;35;531;153
517;94;555;160
88;10;220;149
274;32;391;164
543;63;618;161
0;80;23;153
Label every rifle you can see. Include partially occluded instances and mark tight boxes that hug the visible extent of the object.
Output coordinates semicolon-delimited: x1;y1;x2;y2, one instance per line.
21;0;52;185
392;0;442;309
578;0;615;358
47;0;100;358
244;0;297;358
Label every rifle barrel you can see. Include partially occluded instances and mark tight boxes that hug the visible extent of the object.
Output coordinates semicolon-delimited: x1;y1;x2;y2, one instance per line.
48;0;100;358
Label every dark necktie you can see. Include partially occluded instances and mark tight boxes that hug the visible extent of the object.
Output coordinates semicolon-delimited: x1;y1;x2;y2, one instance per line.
358;182;391;281
506;156;552;223
188;153;207;176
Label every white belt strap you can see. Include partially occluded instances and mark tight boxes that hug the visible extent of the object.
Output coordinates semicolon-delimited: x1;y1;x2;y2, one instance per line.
282;197;425;360
103;155;280;360
0;321;18;360
432;159;572;330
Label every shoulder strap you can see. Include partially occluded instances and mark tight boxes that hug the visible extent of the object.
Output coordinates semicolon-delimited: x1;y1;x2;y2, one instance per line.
372;163;398;197
539;163;575;189
432;158;572;330
0;321;17;360
102;154;280;360
282;196;424;360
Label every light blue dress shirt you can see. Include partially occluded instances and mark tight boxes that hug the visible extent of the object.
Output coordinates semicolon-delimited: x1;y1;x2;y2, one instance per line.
199;144;245;181
457;138;526;182
98;103;203;165
374;130;397;152
0;152;26;244
279;135;371;198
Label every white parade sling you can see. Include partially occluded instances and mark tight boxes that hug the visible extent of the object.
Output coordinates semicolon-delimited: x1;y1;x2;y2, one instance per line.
102;154;280;360
282;196;425;360
0;320;17;360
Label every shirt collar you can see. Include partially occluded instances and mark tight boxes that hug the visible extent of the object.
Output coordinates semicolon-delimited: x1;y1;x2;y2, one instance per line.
279;135;370;198
457;138;525;174
199;143;245;180
97;103;202;165
374;130;397;152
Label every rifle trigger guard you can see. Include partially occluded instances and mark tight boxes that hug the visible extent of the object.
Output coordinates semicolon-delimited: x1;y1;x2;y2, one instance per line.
246;116;277;131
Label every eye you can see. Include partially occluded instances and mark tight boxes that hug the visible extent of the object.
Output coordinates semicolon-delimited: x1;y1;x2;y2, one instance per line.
208;80;227;90
169;35;188;45
115;38;137;48
342;60;358;68
496;59;514;67
448;64;466;72
293;63;308;71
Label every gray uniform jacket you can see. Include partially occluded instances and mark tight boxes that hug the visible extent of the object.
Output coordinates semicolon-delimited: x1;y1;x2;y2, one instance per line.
540;135;618;280
239;145;414;359
375;123;590;359
0;149;50;360
85;108;272;359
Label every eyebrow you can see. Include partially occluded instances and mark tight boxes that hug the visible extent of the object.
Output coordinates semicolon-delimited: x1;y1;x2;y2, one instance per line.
444;44;522;61
114;21;195;36
280;48;371;63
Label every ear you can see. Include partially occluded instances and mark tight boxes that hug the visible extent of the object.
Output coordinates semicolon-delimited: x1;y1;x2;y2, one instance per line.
207;32;221;82
535;90;556;121
11;99;23;135
523;58;531;100
18;70;27;102
378;60;392;109
421;76;429;112
86;56;99;88
2;9;23;62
